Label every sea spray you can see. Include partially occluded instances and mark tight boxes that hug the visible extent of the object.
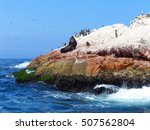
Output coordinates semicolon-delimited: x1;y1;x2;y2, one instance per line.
14;61;30;69
81;84;150;105
107;86;150;103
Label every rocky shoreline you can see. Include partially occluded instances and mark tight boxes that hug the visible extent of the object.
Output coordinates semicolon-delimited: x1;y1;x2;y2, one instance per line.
13;49;150;93
13;14;150;94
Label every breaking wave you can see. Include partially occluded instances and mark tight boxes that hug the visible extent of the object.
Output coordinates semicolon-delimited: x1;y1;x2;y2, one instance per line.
107;86;150;103
82;84;150;105
13;61;30;69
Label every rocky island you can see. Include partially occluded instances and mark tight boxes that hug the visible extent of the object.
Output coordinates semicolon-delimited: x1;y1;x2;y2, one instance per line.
14;14;150;94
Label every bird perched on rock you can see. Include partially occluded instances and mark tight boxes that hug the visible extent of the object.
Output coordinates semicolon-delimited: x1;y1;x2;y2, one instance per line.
86;42;91;47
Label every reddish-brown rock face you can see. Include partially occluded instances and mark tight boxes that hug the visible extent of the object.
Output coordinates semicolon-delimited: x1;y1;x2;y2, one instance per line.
28;48;150;77
15;46;150;93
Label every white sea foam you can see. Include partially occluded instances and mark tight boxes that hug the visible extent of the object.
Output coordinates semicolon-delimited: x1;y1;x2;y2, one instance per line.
79;85;150;104
25;69;35;74
14;61;30;69
94;84;118;90
5;74;14;78
107;86;150;103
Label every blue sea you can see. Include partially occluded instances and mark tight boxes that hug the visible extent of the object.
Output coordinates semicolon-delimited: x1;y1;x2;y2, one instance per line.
0;59;150;113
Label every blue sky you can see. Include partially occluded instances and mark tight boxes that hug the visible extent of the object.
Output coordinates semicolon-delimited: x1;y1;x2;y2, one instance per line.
0;0;150;58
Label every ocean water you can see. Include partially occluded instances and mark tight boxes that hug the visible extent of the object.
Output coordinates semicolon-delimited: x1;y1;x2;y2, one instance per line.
0;59;150;113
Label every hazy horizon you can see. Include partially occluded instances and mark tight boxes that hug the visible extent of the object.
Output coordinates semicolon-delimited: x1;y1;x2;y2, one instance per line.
0;0;150;58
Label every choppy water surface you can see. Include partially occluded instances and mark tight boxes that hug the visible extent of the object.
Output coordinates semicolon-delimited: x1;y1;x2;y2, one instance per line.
0;59;150;113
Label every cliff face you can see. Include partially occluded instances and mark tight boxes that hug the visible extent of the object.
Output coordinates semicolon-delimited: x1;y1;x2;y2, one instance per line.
14;14;150;93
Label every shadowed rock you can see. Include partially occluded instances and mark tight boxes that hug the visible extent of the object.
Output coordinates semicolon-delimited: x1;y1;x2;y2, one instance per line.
94;84;119;94
97;47;150;61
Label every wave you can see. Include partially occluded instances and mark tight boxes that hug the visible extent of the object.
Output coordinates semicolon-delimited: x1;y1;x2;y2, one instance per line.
78;84;150;105
107;86;150;103
5;74;14;78
13;61;30;69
